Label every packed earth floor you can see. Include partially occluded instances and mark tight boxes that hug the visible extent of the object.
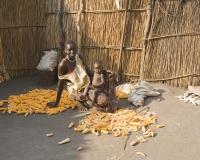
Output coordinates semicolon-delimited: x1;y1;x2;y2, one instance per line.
0;75;200;160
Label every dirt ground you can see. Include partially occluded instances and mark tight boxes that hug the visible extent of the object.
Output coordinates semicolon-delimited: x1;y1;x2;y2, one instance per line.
0;75;200;160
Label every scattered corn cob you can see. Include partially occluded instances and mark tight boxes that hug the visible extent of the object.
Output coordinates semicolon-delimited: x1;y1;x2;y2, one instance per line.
46;133;53;137
74;108;160;140
114;131;122;137
74;125;85;132
2;109;7;114
58;138;70;144
139;136;147;142
68;122;75;128
1;89;78;116
134;150;146;156
82;128;90;134
77;147;83;151
0;108;7;111
130;139;140;146
1;100;9;103
101;130;109;135
157;124;165;128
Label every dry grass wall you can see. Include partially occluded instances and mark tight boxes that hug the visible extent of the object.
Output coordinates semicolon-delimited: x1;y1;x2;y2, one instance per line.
0;0;46;81
144;0;200;87
0;0;199;87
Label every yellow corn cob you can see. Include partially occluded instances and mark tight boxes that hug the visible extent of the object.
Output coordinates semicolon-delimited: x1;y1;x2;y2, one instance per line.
101;130;109;135
8;95;18;99
74;125;84;132
46;133;53;137
82;128;90;134
157;124;165;128
0;108;7;111
122;130;129;136
58;138;70;144
32;103;42;109
13;98;20;104
59;107;66;112
29;105;40;111
47;110;58;115
43;94;50;98
20;100;27;104
2;109;7;114
114;131;122;137
150;131;155;137
134;150;146;156
77;147;83;151
50;91;56;96
34;96;44;100
130;139;140;146
1;100;9;103
17;110;27;115
68;122;75;128
7;109;12;114
71;105;77;110
25;112;29;117
35;110;46;114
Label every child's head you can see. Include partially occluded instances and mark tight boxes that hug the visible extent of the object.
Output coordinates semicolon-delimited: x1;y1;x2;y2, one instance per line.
94;60;103;74
64;40;77;59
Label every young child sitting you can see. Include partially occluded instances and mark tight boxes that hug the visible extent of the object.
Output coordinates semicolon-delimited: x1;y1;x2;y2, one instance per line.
80;60;105;108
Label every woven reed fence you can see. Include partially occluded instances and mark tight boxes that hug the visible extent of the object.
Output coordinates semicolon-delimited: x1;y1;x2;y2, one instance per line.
45;0;147;82
0;0;46;82
45;0;200;87
143;0;200;87
0;0;199;87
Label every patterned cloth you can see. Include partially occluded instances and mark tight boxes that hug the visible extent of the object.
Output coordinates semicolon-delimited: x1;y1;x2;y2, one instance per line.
58;55;90;94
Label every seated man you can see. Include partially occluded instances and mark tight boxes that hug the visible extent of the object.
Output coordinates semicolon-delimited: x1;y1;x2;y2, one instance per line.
47;40;118;112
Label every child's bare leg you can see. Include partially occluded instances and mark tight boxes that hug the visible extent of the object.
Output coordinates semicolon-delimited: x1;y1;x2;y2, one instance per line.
80;85;92;100
89;88;102;108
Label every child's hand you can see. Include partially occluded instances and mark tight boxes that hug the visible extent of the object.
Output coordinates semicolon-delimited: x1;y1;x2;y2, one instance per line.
107;70;115;77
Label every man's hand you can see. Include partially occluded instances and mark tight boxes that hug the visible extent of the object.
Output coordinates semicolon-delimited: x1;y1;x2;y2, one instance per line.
47;102;58;108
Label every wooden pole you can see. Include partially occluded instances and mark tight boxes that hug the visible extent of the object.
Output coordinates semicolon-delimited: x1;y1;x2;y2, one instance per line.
117;0;129;80
0;37;10;82
140;0;152;79
76;0;84;53
45;8;147;15
57;0;63;63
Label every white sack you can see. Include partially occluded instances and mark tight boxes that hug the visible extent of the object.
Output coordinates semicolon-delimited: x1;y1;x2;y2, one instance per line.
115;83;134;94
37;50;58;71
133;80;160;97
128;80;160;107
128;92;145;107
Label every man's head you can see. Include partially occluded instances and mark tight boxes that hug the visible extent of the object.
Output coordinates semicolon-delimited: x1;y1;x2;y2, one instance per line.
94;60;103;74
64;40;77;60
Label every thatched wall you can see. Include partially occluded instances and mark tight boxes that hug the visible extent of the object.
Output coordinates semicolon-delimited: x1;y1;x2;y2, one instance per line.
0;0;46;82
0;0;199;87
46;0;148;83
144;0;200;87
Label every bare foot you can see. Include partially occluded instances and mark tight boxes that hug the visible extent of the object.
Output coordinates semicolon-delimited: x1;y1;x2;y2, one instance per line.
77;102;89;111
89;106;104;112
